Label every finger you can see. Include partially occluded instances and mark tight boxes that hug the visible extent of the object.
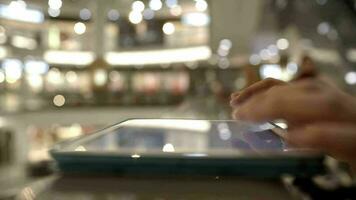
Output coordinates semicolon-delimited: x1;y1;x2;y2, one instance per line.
286;123;356;162
230;78;286;106
233;84;329;122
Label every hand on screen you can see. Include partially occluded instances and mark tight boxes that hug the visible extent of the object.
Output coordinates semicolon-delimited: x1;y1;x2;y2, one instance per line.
231;77;356;169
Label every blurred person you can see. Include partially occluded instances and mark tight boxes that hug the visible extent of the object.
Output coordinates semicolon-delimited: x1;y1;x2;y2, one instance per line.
230;57;356;170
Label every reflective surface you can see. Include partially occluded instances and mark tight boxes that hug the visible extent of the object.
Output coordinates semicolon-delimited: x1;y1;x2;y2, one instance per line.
56;119;288;156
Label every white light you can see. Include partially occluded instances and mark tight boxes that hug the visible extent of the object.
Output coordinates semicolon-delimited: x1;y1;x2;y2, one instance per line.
48;8;60;17
79;8;91;20
122;119;211;132
166;0;178;8
47;68;63;85
217;123;231;140
276;38;289;50
24;60;49;75
259;49;270;60
162;22;175;35
286;62;298;74
105;46;211;65
249;54;261;65
317;22;330;35
65;71;78;83
132;1;145;12
260;64;282;80
74;22;86;35
0;4;44;23
143;9;154;20
107;9;120;21
162;143;175;152
11;35;37;50
219;39;232;51
94;69;107;86
0;71;5;83
53;94;65;107
0;46;7;59
149;0;162;11
48;0;62;10
128;11;143;24
345;71;356;85
195;0;208;12
44;50;95;66
267;44;279;56
75;146;86;152
3;59;23;83
27;75;43;91
182;12;210;26
131;154;141;158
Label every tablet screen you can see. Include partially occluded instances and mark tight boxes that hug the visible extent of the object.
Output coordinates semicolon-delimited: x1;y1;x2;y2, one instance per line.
66;119;289;155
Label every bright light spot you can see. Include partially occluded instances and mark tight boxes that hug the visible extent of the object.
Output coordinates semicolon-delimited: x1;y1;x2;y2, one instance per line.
65;71;78;83
47;68;63;85
27;75;43;91
74;22;86;35
107;9;120;21
24;60;49;75
219;39;232;51
149;0;162;11
44;50;95;66
8;0;26;13
217;123;231;140
286;62;298;74
260;64;282;80
182;12;210;26
94;69;107;86
170;5;182;16
3;59;23;83
267;44;279;56
162;22;175;35
0;3;44;23
48;0;62;10
249;54;261;65
218;57;230;69
259;49;270;60
75;146;86;151
143;9;154;20
131;154;141;158
275;122;288;129
162;143;175;152
11;35;37;50
105;46;211;65
48;8;60;17
132;1;145;12
166;0;178;8
276;38;289;50
0;30;6;44
79;8;91;20
317;22;330;35
53;94;65;107
195;0;208;12
345;71;356;85
128;11;143;24
0;46;7;59
0;71;5;83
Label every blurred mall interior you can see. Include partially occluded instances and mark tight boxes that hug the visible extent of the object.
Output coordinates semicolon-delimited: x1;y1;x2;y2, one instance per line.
0;0;356;198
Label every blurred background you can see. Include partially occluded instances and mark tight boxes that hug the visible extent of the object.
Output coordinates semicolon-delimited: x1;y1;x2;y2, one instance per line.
0;0;355;171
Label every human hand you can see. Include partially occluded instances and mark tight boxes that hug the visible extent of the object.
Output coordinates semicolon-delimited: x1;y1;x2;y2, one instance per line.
231;78;356;167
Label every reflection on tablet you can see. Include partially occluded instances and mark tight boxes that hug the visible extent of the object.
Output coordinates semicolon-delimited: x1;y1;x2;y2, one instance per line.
69;119;288;154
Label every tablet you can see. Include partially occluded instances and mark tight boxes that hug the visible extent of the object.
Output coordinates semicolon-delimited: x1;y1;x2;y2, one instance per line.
50;119;325;177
